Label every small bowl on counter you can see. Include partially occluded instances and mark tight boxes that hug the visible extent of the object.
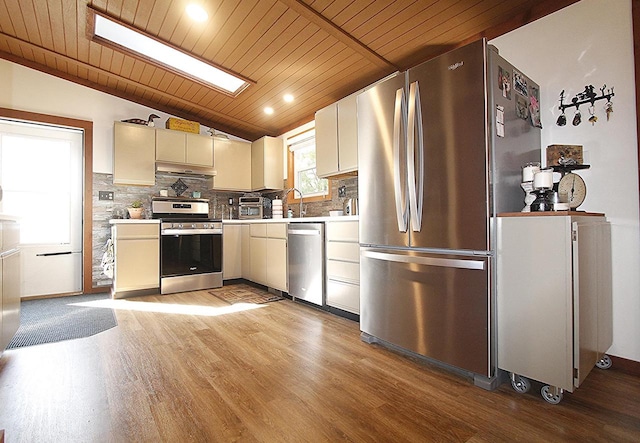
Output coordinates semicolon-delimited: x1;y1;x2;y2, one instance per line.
329;210;344;217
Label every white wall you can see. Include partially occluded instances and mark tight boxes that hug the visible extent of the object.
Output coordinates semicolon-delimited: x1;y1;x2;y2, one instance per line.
492;0;640;362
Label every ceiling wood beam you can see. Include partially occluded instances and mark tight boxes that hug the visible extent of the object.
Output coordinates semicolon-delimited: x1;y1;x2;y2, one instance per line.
0;31;270;139
277;0;399;72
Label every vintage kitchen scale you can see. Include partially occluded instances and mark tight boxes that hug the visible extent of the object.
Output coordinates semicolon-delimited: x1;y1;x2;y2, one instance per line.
521;145;589;212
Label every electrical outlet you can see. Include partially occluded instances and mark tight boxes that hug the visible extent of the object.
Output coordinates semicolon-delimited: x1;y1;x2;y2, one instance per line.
99;191;114;201
338;185;346;198
228;197;233;205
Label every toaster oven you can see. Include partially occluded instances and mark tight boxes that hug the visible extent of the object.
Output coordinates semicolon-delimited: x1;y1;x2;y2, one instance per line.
239;197;264;219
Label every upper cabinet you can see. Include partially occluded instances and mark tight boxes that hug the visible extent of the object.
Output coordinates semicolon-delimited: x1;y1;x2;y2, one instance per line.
251;136;284;191
315;93;358;178
211;138;252;191
113;121;156;186
156;128;213;167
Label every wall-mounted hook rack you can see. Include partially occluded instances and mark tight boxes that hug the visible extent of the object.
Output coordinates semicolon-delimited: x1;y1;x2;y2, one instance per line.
558;84;614;113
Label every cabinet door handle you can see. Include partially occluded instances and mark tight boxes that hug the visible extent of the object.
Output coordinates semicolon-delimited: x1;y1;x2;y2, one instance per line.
36;251;72;257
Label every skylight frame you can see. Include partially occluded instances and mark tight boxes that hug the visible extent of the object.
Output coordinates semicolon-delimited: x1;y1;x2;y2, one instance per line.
88;8;252;97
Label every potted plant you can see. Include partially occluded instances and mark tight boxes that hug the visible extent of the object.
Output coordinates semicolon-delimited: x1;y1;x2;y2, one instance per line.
127;200;144;219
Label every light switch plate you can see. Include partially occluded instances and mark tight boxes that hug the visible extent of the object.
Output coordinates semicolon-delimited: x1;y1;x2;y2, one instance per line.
99;191;114;201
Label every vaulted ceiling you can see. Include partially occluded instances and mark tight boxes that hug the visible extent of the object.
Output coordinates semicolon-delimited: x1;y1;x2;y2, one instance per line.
0;0;577;141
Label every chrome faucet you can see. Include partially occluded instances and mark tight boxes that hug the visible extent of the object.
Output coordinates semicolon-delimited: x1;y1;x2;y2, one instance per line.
283;187;304;217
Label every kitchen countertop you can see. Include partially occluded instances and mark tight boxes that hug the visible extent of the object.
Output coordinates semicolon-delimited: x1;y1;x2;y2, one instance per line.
109;219;161;224
223;215;359;224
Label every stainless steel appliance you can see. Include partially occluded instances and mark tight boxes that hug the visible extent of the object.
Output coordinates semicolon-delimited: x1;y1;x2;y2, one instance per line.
357;39;541;389
152;198;223;294
239;196;264;219
343;198;358;216
287;223;324;306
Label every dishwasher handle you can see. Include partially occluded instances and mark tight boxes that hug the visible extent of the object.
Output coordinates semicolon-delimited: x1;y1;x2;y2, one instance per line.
288;229;321;236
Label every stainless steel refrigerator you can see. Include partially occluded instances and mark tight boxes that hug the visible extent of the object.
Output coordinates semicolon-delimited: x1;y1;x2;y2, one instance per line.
358;39;541;388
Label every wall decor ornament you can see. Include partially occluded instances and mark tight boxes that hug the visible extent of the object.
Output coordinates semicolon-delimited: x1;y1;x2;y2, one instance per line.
556;85;614;127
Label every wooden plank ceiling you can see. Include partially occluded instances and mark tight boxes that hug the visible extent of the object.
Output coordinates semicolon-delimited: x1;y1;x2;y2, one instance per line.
0;0;577;141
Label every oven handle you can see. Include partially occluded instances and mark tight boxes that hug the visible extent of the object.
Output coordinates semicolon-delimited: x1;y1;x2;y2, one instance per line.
162;229;222;235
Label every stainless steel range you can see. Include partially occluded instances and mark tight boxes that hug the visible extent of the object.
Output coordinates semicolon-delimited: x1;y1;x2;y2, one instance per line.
152;197;222;294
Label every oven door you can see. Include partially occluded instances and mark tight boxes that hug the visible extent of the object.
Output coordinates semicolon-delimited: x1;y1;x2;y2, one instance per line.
239;205;263;219
161;232;222;277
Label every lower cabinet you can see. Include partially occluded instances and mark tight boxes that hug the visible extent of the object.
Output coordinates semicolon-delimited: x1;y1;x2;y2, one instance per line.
111;222;160;298
325;220;360;314
222;224;242;279
248;223;287;292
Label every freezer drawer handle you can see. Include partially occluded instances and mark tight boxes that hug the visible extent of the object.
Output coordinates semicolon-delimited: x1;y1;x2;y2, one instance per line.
393;87;409;233
362;250;485;270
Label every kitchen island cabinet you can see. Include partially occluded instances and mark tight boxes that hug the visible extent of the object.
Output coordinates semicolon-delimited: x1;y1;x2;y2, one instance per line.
497;212;612;404
110;220;160;298
325;220;360;315
113;122;156;186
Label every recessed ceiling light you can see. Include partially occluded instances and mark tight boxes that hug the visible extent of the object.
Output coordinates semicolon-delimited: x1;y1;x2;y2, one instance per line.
264;107;274;115
92;12;249;96
283;94;294;103
186;4;208;22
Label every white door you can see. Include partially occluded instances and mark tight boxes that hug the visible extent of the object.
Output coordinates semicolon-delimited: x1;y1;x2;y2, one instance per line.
0;120;83;298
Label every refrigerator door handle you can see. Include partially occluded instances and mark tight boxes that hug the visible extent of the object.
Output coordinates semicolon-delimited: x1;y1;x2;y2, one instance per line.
393;87;408;232
362;249;485;270
407;81;425;232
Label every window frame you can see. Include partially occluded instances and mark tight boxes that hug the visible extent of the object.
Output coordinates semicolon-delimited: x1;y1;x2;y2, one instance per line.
286;127;331;205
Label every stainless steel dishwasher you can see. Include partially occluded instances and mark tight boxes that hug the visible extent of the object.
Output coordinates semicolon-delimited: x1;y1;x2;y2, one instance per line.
287;223;324;306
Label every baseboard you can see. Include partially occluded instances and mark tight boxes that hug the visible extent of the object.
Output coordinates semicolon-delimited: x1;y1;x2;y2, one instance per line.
611;355;640;377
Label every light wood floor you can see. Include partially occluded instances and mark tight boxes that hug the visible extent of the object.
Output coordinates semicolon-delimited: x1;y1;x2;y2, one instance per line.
1;286;639;442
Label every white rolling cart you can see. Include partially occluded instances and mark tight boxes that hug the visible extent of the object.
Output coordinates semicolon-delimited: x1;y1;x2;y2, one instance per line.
496;212;613;404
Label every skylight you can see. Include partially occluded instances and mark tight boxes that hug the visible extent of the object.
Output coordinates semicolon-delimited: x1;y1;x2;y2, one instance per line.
92;13;249;96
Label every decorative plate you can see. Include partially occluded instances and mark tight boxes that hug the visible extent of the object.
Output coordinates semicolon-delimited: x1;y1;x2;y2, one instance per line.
171;178;188;197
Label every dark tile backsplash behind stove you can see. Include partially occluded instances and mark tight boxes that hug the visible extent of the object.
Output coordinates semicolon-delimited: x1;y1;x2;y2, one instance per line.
92;173;358;288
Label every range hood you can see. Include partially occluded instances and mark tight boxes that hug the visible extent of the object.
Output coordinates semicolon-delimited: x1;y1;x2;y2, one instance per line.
155;162;217;179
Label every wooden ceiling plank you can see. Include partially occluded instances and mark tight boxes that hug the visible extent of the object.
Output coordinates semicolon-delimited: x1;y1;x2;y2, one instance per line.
196;0;249;61
131;0;155;31
374;0;492;58
3;0;30;41
19;0;43;48
33;0;55;50
61;0;78;59
0;1;16;35
188;0;228;55
145;0;171;34
353;1;423;41
278;0;396;70
154;1;181;46
330;0;376;28
208;0;261;62
222;2;289;70
227;8;300;75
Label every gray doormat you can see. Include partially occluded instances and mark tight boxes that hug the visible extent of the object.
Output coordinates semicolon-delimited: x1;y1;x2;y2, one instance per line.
7;293;117;349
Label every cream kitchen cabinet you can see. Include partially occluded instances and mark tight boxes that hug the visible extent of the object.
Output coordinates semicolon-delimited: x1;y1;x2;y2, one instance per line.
113;121;156;186
497;213;612;404
211;138;251;191
248;223;287;291
315;94;358;178
111;221;160;299
1;219;20;354
251;136;284;191
325;220;360;314
156;128;213;167
241;224;251;280
222;224;243;280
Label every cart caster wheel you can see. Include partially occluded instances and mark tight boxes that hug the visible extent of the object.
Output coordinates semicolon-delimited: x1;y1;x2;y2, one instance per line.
596;354;612;369
541;385;563;404
510;374;531;394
